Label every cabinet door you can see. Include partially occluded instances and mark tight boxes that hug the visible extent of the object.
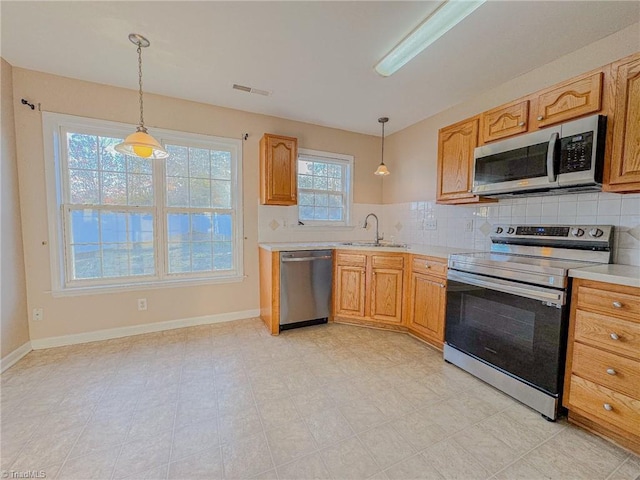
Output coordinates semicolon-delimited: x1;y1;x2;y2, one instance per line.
408;272;446;346
334;265;366;318
370;267;404;324
608;56;640;189
480;100;529;143
534;72;603;128
260;134;298;205
437;117;479;203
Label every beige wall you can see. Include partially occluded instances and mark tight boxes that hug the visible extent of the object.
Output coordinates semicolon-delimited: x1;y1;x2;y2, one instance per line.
383;22;640;204
12;68;382;341
1;58;30;356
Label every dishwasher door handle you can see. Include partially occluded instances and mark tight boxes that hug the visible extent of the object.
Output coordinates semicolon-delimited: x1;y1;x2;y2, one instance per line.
281;255;333;262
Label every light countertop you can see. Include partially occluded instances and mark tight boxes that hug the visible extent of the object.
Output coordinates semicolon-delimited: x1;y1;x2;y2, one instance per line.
569;264;640;288
258;242;477;260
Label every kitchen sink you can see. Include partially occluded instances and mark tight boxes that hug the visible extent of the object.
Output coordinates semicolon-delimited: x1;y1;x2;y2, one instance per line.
341;241;408;248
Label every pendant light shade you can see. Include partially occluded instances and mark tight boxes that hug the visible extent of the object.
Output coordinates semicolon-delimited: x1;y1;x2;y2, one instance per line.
115;34;168;160
374;117;390;176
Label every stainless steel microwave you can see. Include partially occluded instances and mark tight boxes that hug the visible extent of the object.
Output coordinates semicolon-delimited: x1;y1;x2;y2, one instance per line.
472;114;606;197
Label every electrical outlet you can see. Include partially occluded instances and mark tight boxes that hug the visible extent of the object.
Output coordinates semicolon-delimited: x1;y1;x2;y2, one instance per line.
33;308;43;322
137;298;147;311
424;220;437;230
465;219;474;232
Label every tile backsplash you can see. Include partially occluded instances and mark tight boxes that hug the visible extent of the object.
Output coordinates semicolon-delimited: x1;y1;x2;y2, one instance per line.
258;193;640;266
381;192;640;266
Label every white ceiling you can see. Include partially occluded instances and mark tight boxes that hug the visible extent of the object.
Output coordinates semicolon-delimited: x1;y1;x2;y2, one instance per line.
1;1;638;135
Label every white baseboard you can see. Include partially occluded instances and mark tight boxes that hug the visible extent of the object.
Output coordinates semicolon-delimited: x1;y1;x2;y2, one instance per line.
30;309;260;350
1;341;33;373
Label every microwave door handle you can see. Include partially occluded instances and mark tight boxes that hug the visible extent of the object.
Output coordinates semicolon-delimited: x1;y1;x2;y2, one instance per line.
547;132;559;183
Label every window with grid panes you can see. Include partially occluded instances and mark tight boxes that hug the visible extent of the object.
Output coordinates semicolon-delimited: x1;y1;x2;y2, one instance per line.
43;113;243;292
297;150;352;225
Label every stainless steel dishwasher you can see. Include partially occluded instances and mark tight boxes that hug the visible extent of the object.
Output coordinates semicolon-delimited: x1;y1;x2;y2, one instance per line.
279;250;333;330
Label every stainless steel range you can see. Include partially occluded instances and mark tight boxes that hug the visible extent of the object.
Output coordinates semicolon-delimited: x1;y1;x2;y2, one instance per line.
444;224;613;420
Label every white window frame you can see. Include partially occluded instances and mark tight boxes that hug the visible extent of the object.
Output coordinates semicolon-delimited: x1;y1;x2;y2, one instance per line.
297;148;354;227
43;112;244;296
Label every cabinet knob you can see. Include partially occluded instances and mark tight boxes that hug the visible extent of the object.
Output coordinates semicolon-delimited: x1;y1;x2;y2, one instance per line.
439;284;445;288
537;115;544;121
612;301;622;308
425;264;431;269
610;333;619;341
606;368;617;376
603;403;613;411
518;122;525;127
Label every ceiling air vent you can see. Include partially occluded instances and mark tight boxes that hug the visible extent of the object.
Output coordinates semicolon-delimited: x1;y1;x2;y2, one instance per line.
233;84;272;96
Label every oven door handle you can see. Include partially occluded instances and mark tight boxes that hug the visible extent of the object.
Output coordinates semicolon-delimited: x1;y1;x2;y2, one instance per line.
447;270;565;305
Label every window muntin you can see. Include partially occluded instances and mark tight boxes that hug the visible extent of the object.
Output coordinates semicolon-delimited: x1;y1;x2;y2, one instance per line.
297;150;352;225
45;113;243;292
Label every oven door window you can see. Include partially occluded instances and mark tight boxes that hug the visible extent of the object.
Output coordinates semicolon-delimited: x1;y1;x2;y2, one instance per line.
445;280;567;395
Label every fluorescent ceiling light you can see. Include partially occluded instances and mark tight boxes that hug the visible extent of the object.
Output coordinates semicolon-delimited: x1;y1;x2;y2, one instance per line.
375;0;486;77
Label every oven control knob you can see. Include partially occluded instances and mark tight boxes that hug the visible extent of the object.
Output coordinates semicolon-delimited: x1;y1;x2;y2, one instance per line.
495;227;503;234
507;227;515;234
589;228;604;238
571;228;584;237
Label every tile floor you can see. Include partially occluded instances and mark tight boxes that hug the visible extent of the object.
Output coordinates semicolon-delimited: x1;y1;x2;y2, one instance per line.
1;319;638;480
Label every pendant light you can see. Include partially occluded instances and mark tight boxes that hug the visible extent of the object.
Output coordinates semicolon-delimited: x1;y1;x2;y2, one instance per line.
374;117;390;176
114;34;169;160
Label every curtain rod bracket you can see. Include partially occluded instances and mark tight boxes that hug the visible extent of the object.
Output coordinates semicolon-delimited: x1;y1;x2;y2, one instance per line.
242;133;248;141
21;99;35;110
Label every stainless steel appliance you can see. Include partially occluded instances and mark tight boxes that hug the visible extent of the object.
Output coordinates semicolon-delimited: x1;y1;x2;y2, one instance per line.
279;250;333;330
444;224;613;420
472;115;606;197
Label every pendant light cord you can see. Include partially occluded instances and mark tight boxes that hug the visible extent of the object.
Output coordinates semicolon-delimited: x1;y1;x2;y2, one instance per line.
381;120;385;165
137;43;145;131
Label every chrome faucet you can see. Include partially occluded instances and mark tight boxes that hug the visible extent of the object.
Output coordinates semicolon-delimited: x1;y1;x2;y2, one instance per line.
364;213;383;245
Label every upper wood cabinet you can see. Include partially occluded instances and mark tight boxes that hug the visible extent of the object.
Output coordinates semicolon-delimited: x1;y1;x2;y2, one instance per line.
480;100;529;143
260;133;298;205
606;54;640;192
436;117;484;204
533;72;603;128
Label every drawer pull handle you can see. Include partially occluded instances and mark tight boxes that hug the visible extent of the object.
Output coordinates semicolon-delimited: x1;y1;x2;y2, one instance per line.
612;301;623;308
603;403;613;411
610;333;620;340
606;368;617;376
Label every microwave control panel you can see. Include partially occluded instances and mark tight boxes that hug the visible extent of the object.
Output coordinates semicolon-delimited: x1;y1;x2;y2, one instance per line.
559;131;593;173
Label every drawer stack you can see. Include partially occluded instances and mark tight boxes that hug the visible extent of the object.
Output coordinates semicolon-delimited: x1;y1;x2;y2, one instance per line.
564;278;640;454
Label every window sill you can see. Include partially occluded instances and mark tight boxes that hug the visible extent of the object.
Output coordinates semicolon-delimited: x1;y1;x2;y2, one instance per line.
49;275;246;297
290;224;357;230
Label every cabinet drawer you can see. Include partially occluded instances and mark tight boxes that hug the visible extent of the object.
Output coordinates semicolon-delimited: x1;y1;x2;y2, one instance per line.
411;256;447;278
571;342;640;398
576;285;640;320
371;254;404;270
568;375;640;436
336;252;367;267
574;310;640;360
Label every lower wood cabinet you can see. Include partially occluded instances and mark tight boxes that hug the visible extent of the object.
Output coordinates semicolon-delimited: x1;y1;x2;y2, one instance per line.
407;256;447;349
333;250;407;329
563;278;640;455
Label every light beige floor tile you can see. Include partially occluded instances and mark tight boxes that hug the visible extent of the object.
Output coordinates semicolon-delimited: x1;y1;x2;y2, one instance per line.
370;387;415;418
384;453;445;480
418;401;474;435
450;425;519;474
390;410;449;451
128;402;177;440
476;411;545;454
218;405;264;444
276;452;331;480
422;439;490;480
338;399;387;433
320;436;380;479
57;445;121;479
112;431;173;479
608;456;640;480
522;441;599;480
304;407;354;448
253;468;279;479
122;463;169;480
221;432;274;479
257;396;300;431
171;417;219;462
168;449;223;480
502;403;566;440
11;425;84;471
359;423;416;469
265;417;318;466
492;458;551;480
290;387;336;417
